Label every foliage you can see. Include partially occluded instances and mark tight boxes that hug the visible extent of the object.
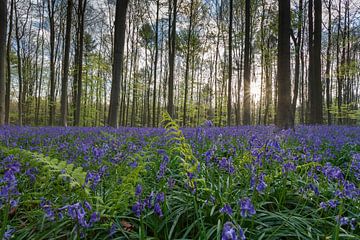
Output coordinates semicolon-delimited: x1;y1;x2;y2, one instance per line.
0;123;360;239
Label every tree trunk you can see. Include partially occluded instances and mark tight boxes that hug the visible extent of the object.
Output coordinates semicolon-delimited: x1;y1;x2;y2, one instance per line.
5;0;14;125
108;0;129;127
325;0;332;124
47;0;56;126
167;0;177;118
0;0;6;125
276;0;292;129
291;0;303;125
243;0;251;125
227;0;233;126
60;0;73;126
309;0;322;124
183;0;194;126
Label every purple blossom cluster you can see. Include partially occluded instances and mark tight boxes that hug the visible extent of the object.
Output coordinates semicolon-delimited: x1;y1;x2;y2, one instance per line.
132;189;165;218
0;156;21;208
222;222;246;240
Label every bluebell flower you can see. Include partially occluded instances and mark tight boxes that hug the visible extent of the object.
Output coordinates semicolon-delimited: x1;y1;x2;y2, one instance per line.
109;223;117;236
3;228;15;240
84;201;92;211
320;202;327;209
328;199;338;208
221;222;246;240
256;173;267;193
220;204;233;216
135;184;142;197
89;212;100;224
132;201;143;218
154;202;163;217
239;198;256;218
156;192;165;203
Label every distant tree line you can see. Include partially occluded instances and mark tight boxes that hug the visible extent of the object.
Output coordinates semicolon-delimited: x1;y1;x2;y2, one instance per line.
0;0;359;128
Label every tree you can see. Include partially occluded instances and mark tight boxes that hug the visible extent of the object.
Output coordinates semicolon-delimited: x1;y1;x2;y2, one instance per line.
74;0;87;126
227;0;233;126
276;0;292;129
152;0;160;127
108;0;129;127
0;0;6;125
325;0;332;124
167;0;177;118
60;0;73;126
309;0;323;124
183;0;194;126
47;0;56;126
243;0;251;125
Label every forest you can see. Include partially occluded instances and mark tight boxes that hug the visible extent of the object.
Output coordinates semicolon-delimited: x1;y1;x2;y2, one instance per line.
0;0;358;128
0;0;360;240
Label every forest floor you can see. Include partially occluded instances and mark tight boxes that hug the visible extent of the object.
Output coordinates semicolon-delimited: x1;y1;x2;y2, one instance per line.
0;124;360;239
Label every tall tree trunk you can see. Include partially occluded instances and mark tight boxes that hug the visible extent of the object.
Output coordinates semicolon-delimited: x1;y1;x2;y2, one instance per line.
336;0;342;124
48;0;56;126
108;0;129;127
5;0;14;124
307;0;314;124
60;0;73;126
309;0;322;124
243;0;251;125
291;0;303;125
0;0;6;125
152;0;160;127
183;0;194;126
167;0;177;118
227;0;233;126
325;0;332;124
276;0;292;129
14;2;24;126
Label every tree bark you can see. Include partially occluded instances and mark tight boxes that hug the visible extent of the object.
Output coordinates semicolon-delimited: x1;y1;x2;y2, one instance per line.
108;0;129;127
227;0;233;126
60;0;73;126
276;0;292;129
167;0;177;118
0;0;6;125
243;0;251;125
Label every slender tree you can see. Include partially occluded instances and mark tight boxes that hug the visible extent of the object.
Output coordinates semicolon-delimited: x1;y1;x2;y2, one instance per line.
325;0;332;124
309;0;322;124
243;0;251;125
74;0;87;126
108;0;129;127
276;0;292;129
167;0;177;118
152;0;160;127
0;0;6;125
183;0;194;126
60;0;73;126
47;0;56;126
227;0;233;126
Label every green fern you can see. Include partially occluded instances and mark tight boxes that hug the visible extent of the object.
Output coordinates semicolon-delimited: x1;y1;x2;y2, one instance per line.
0;146;88;193
162;112;199;187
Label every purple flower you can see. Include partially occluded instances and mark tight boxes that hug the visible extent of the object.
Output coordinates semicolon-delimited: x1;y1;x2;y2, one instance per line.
154;202;163;217
90;212;100;224
239;198;256;218
256;173;267;193
155;192;165;203
135;184;142;197
220;204;233;216
320;202;327;209
221;222;246;240
132;201;143;217
328;199;338;208
3;228;15;240
84;201;92;211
